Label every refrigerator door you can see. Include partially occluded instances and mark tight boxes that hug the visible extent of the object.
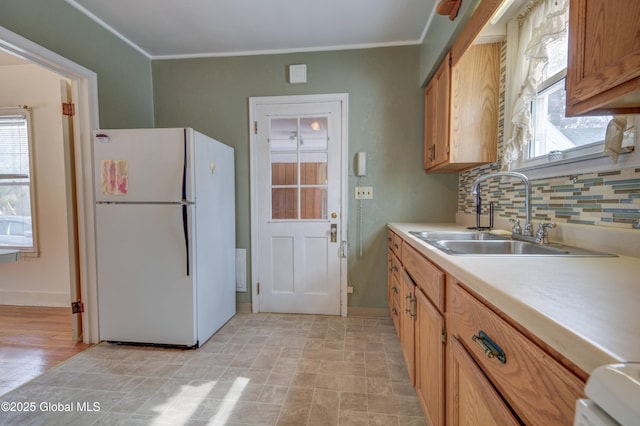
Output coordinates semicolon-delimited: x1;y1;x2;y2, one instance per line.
96;203;197;346
94;128;192;203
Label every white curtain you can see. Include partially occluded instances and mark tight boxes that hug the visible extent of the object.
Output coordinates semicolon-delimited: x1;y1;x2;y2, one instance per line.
502;0;569;169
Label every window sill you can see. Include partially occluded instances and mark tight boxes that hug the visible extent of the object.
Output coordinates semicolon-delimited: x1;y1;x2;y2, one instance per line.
511;147;639;180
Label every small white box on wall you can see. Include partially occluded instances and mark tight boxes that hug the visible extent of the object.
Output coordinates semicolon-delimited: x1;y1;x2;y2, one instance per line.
288;64;307;84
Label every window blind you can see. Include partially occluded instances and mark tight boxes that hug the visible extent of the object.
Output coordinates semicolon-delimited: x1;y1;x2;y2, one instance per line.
0;115;30;177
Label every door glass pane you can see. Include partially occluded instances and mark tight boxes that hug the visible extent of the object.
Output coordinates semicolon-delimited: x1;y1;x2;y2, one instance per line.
270;118;298;151
300;187;327;219
271;188;297;219
300;153;327;185
300;117;328;151
271;153;298;185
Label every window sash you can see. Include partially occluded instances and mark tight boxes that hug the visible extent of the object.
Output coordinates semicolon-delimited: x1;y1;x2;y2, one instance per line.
0;109;36;252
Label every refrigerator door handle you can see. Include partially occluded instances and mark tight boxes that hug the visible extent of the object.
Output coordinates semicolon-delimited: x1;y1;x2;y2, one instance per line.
182;130;190;276
182;203;190;276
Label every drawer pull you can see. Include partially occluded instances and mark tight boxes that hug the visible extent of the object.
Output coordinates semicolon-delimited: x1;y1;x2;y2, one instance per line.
394;243;399;249
392;308;399;316
472;330;507;364
392;286;398;294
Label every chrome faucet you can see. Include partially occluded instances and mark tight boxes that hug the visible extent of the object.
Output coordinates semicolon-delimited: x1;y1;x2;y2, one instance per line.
471;171;533;236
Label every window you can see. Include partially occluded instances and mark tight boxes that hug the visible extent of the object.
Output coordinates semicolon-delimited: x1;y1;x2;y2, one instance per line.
269;116;329;220
503;0;638;177
0;108;36;251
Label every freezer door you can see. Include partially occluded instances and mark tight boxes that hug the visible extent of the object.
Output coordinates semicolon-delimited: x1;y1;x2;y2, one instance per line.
96;203;197;346
94;128;192;203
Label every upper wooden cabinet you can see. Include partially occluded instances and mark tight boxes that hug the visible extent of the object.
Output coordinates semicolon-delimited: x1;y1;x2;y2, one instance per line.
424;53;451;171
424;43;500;173
566;0;640;116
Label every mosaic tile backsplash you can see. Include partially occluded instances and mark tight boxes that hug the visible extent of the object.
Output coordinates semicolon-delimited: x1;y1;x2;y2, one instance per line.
458;166;640;229
458;42;640;230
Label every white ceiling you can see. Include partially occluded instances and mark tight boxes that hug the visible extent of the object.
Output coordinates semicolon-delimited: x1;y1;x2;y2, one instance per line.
66;0;438;59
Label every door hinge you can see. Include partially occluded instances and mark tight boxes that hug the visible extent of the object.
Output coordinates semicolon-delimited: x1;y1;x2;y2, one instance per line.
254;121;258;134
62;102;75;117
441;327;447;344
256;282;260;295
71;300;84;314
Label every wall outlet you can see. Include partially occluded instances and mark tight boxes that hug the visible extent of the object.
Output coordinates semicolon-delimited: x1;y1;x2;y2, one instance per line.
355;186;373;199
347;286;354;294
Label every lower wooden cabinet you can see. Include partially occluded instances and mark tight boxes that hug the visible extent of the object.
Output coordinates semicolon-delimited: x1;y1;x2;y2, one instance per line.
388;249;402;336
400;269;416;386
415;286;445;426
447;335;520;426
388;228;586;425
447;281;585;425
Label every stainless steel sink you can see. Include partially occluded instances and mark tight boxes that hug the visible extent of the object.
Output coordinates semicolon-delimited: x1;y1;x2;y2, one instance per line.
409;231;504;241
432;240;569;255
409;230;616;257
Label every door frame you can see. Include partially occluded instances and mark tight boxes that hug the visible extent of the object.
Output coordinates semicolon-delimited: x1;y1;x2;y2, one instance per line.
0;26;100;343
249;94;349;316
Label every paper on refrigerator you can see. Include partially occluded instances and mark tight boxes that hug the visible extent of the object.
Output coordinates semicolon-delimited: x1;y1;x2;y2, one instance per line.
101;159;129;195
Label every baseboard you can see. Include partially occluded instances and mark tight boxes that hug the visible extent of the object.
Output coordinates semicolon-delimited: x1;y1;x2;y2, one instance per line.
0;290;70;307
233;303;388;318
236;302;252;314
346;307;389;318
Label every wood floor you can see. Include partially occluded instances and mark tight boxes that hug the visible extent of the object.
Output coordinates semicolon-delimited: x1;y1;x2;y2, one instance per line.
0;305;91;396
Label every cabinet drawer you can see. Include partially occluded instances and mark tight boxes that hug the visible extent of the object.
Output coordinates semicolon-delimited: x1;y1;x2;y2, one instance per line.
447;283;584;425
402;243;445;312
388;230;402;257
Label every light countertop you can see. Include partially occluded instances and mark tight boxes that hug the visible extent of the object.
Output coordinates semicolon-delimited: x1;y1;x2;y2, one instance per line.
388;222;640;375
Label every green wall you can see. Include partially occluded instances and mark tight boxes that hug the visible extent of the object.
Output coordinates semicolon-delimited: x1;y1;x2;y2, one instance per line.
419;0;481;85
0;0;154;128
2;1;462;310
152;47;459;308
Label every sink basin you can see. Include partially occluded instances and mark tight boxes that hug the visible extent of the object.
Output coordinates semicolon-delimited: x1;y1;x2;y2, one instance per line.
428;239;616;257
409;231;504;241
408;230;616;256
432;240;569;255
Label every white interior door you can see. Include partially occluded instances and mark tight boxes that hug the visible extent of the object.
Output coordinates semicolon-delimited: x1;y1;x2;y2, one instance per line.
251;95;347;315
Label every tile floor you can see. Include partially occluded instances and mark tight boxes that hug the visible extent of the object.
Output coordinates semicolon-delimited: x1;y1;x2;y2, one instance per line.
0;313;426;425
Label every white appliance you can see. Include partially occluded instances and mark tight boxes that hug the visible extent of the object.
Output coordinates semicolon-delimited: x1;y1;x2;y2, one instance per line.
574;363;640;426
94;128;235;348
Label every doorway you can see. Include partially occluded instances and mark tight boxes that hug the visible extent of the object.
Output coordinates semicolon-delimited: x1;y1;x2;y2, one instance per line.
0;26;100;344
249;94;349;316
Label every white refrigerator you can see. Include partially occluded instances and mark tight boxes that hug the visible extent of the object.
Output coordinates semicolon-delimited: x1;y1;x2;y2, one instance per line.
94;128;236;348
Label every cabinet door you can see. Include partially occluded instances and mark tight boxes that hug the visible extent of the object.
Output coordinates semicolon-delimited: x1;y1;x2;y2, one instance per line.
391;272;402;336
415;288;445;426
447;335;520;426
400;269;416;386
450;43;499;164
567;0;640;115
387;251;393;313
424;54;450;170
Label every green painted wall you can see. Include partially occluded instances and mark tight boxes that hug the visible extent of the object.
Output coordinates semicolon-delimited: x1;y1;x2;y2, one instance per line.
0;0;154;128
419;0;481;85
152;47;459;308
2;1;462;310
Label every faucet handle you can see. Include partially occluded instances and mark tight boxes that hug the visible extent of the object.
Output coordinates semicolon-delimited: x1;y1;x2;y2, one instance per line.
509;218;522;235
535;222;556;244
